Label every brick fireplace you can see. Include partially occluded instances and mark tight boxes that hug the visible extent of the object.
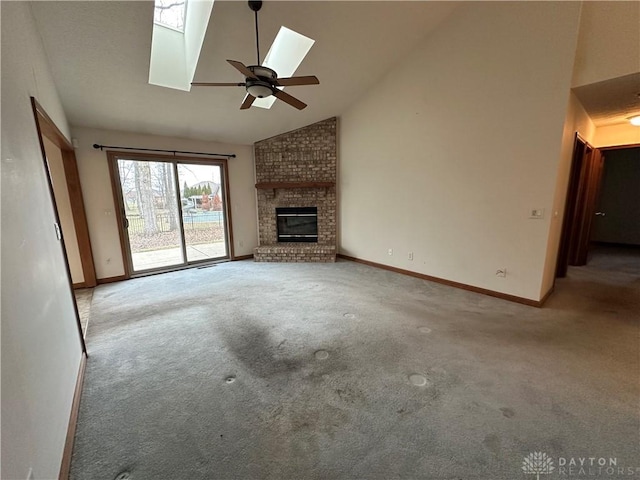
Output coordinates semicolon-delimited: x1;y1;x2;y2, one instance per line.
254;117;337;262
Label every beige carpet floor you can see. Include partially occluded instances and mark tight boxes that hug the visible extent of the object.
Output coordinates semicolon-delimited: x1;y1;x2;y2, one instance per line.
74;288;94;336
70;251;640;480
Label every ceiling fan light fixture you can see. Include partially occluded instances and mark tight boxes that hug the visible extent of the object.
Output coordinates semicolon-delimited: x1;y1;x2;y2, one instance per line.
628;115;640;126
245;65;276;98
246;83;273;99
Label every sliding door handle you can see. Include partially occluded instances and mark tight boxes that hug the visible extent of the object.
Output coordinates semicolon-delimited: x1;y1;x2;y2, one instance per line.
122;208;130;228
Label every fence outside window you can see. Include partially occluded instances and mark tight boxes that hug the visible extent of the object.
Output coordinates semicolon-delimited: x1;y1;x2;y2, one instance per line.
127;211;223;235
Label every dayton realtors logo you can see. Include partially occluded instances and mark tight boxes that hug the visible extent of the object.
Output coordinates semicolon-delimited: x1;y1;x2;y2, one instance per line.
522;453;640;478
522;452;555;480
557;457;639;477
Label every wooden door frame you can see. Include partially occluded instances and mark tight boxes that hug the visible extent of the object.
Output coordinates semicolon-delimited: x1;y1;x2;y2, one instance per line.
568;144;595;265
30;97;88;355
556;133;605;276
598;142;640;152
31;98;97;288
107;151;235;278
556;133;587;277
575;148;604;264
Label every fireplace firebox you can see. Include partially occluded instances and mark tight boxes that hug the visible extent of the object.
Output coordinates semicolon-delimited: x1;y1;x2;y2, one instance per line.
276;207;318;242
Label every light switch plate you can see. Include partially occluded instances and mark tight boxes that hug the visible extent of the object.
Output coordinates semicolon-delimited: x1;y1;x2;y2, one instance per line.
54;223;62;240
529;208;545;219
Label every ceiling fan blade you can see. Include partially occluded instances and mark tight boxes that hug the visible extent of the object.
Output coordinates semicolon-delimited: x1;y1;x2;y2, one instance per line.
275;76;320;87
227;59;258;79
240;94;256;110
191;82;246;87
272;89;307;110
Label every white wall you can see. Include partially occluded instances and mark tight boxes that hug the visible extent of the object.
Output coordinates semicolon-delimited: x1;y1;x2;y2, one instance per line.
540;92;596;295
594;123;640;148
1;3;83;479
43;137;85;285
571;0;640;154
71;127;257;279
572;1;640;87
339;2;581;301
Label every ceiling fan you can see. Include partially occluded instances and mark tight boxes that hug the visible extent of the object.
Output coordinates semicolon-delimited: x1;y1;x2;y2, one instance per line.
191;0;319;110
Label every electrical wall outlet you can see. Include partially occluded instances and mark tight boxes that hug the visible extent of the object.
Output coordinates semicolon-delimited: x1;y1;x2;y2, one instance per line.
496;268;507;277
408;252;413;260
388;249;393;256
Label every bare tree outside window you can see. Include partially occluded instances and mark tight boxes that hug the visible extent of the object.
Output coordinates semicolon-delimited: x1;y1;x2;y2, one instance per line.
134;161;158;236
162;162;178;230
118;160;136;214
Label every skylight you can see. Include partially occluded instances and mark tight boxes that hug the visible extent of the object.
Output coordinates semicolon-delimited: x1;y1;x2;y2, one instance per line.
250;26;315;109
149;0;214;91
154;0;187;32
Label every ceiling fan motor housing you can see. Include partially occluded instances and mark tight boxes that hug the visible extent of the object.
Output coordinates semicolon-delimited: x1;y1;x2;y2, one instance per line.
246;65;277;98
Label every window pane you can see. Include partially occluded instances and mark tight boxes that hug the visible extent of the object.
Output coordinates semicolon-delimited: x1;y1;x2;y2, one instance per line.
118;159;184;272
177;163;228;262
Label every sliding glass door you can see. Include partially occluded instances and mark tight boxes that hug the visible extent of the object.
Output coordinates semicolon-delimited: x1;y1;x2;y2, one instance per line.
116;159;184;271
111;155;230;275
177;163;227;263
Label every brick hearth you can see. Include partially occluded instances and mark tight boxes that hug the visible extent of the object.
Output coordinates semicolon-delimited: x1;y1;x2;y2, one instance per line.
254;117;337;262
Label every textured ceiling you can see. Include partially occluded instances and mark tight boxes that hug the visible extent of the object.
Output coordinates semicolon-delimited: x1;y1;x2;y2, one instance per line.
30;1;459;145
572;73;640;127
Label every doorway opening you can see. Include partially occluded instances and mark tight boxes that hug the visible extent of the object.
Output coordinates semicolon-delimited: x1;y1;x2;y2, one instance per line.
108;152;233;277
557;135;640;278
588;145;640;276
31;97;94;346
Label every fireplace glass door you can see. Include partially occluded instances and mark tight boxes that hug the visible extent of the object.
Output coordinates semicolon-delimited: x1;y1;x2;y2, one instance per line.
276;207;318;242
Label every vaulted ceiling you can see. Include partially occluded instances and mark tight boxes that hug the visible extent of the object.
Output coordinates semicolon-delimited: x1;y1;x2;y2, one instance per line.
30;1;460;145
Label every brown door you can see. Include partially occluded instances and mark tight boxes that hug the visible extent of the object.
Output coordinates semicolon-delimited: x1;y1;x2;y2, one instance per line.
556;135;586;277
556;135;606;276
575;149;604;264
567;147;604;266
